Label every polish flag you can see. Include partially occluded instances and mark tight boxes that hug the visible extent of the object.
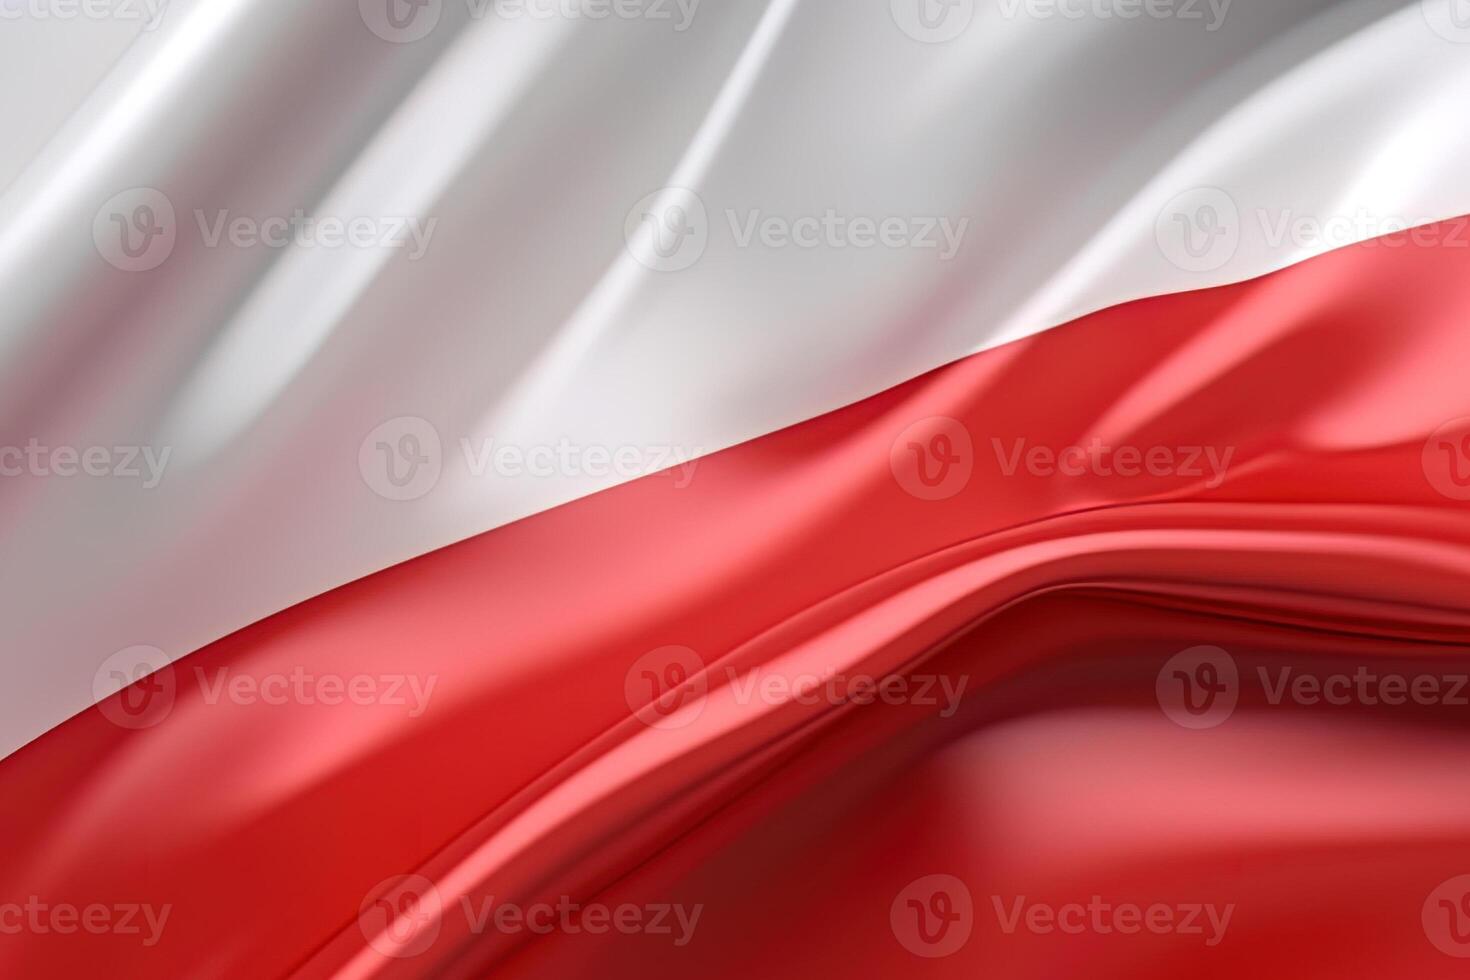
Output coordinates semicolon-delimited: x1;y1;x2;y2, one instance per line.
2;1;1470;977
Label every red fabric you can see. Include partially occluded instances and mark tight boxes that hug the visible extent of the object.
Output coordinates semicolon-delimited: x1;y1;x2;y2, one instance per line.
5;223;1470;977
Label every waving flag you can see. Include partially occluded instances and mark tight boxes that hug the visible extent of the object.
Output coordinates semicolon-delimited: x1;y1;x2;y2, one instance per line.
3;0;1470;976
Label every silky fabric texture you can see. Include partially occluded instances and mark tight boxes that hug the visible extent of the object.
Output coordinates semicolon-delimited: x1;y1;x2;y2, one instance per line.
2;225;1469;975
5;0;1470;760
